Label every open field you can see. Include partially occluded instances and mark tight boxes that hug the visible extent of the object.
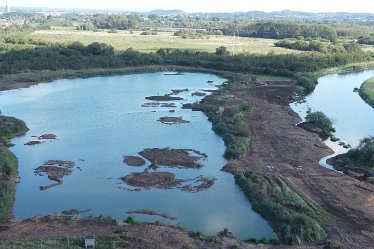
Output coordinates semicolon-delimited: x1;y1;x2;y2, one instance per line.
360;76;374;107
27;29;297;54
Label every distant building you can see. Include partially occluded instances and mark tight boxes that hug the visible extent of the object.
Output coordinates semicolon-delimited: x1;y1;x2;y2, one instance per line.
5;1;10;13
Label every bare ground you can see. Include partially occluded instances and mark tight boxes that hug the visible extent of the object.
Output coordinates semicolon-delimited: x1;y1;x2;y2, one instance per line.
223;84;374;249
0;217;322;249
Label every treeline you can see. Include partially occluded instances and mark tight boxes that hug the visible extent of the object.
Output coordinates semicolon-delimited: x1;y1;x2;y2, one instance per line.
235;172;331;244
0;42;373;79
274;39;361;53
332;136;374;170
77;14;142;31
224;21;338;43
174;29;223;39
358;36;374;45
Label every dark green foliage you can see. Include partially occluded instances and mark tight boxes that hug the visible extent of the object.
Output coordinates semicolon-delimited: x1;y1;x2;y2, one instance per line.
224;21;338;43
333;136;374;170
191;231;204;240
0;147;18;179
358;36;374;45
304;111;334;136
0;40;372;77
295;73;318;93
0;115;29;140
275;39;332;53
204;91;251;160
235;172;331;244
85;42;114;56
215;46;230;55
0;181;15;222
125;216;136;224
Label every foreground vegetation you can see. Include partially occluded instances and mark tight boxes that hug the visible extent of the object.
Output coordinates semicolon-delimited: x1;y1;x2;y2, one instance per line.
0;115;29;141
298;111;335;139
0;115;28;221
330;136;374;171
0;235;135;249
235;172;334;244
201;79;252;160
359;76;374;108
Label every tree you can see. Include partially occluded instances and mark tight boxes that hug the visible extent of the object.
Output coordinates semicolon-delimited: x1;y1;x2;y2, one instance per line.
215;46;230;55
305;111;333;132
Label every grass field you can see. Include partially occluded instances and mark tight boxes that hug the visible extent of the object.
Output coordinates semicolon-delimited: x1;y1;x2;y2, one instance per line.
360;76;374;108
27;28;296;54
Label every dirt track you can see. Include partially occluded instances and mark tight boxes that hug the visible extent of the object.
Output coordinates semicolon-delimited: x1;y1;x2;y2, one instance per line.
224;84;374;249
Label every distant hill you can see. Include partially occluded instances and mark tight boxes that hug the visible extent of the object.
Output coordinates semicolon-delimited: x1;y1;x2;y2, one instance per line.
149;9;185;16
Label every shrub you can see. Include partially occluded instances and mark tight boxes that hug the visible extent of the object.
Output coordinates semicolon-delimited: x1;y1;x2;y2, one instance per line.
125;216;135;224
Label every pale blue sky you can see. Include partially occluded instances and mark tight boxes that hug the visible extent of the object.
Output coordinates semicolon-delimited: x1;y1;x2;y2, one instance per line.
4;0;374;13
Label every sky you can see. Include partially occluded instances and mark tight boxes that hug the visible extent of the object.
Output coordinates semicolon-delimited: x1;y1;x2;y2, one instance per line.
3;0;374;13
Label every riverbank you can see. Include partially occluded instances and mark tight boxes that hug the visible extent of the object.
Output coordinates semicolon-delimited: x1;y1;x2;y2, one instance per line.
360;76;374;108
0;66;287;92
220;81;374;248
0;115;29;221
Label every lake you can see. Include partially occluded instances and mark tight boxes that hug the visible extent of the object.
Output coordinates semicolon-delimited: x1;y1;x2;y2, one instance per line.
0;72;275;239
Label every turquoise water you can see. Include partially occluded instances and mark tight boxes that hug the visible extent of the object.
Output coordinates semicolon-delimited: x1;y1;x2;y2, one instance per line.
291;70;374;169
0;72;275;239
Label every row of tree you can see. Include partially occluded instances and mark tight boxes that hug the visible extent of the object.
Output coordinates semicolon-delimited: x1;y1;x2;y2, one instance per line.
223;21;339;43
0;42;373;80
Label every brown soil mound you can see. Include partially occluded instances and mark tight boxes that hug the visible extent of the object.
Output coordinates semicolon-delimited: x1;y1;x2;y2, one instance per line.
24;141;43;146
145;95;183;101
192;92;207;96
141;102;177;108
123;156;146;167
122;170;215;192
170;88;189;95
34;160;76;191
38;134;57;140
122;171;181;189
61;209;91;216
157;116;190;125
127;209;177;221
139;148;207;168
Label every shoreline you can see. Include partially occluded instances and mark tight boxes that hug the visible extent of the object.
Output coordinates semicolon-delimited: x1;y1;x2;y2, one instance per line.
359;76;374;108
0;65;287;92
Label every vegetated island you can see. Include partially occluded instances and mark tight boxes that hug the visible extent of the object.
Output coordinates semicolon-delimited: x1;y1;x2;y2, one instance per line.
0;114;29;222
359;76;374;108
121;170;215;192
297;111;335;139
327;136;374;183
139;148;207;168
157;116;190;124
122;156;146;166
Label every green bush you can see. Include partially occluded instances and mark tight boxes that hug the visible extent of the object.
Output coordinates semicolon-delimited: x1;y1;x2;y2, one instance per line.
305;111;334;135
0;115;29;140
125;216;135;224
235;172;331;244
